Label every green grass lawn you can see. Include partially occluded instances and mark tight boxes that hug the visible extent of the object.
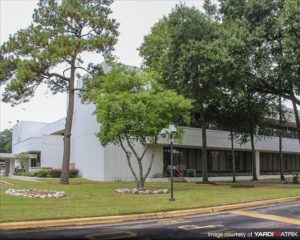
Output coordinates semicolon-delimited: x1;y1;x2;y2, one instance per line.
0;177;299;223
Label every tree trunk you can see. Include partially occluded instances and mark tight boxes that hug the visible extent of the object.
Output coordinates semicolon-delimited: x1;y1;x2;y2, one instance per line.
137;179;144;191
279;96;285;182
137;160;144;191
144;146;155;181
60;60;76;185
246;93;258;181
4;160;10;176
201;107;209;183
291;97;300;144
230;130;236;183
119;139;139;184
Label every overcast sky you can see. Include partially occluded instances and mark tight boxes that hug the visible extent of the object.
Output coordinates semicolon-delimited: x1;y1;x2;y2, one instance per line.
0;0;294;131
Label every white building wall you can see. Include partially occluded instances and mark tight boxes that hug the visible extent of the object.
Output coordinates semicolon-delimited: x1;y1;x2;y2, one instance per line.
71;83;299;181
71;91;105;180
12;137;42;154
41;135;64;169
41;118;65;135
12;121;47;145
103;144;163;181
255;151;260;178
12;121;47;154
72;80;164;182
158;127;300;154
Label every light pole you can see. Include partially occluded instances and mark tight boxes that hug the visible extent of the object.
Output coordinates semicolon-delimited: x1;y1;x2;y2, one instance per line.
161;125;176;201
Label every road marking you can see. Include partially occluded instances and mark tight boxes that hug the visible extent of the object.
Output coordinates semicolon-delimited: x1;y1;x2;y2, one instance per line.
85;231;137;240
159;219;191;225
178;225;217;230
232;210;300;226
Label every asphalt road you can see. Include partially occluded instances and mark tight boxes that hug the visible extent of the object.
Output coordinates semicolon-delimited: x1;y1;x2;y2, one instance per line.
1;201;300;240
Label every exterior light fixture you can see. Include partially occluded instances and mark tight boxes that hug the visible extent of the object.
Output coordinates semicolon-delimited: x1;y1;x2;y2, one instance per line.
160;125;177;201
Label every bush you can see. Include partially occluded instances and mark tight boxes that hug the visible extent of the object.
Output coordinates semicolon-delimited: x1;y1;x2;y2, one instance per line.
293;172;299;184
48;169;61;178
69;169;79;178
15;169;25;174
35;169;48;177
20;172;33;177
14;170;32;176
47;168;79;178
152;172;167;178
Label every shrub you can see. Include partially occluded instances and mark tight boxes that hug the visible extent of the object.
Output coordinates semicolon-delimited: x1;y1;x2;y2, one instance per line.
69;169;79;178
48;169;61;178
20;172;33;177
47;168;79;178
14;170;32;176
35;169;48;177
152;173;166;178
15;169;25;174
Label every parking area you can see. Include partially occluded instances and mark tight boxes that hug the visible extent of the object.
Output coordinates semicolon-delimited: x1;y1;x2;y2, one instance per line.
1;201;300;239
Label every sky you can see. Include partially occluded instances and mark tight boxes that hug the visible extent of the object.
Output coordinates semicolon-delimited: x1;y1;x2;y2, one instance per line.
0;0;205;131
0;0;294;131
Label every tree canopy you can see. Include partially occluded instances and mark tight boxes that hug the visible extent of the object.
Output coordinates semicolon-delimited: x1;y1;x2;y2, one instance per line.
84;62;192;190
139;2;293;182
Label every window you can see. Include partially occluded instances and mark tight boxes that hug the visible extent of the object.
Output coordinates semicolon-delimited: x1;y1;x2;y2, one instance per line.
225;158;232;171
163;147;201;173
273;154;279;171
188;150;196;169
261;152;300;172
30;153;41;167
234;152;240;171
196;150;202;172
208;151;219;172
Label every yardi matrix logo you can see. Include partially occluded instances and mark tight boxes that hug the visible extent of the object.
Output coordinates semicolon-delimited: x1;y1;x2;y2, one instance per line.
254;231;298;238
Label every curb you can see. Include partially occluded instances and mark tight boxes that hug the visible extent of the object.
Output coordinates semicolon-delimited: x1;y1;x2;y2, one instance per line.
1;196;299;231
0;180;14;185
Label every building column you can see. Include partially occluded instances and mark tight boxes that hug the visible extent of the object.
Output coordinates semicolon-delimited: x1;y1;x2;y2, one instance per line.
25;159;30;172
9;159;15;175
255;151;260;179
4;159;10;176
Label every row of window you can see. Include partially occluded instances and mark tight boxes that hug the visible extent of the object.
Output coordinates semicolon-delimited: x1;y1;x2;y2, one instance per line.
163;147;300;175
163;148;252;174
260;152;300;172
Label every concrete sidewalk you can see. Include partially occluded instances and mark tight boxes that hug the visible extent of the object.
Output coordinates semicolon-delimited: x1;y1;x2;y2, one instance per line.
7;176;44;182
1;196;299;231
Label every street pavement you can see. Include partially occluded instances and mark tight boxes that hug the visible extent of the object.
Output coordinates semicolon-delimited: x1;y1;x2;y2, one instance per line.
1;201;299;240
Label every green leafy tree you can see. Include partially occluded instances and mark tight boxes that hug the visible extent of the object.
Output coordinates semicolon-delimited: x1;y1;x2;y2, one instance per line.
277;96;290;182
0;129;12;153
84;63;192;190
140;5;221;183
215;90;247;183
218;16;278;181
216;0;299;181
15;152;30;170
280;0;300;144
0;0;118;184
218;0;300;143
211;19;251;182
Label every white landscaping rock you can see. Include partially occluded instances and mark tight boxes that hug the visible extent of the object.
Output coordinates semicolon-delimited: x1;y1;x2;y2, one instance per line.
5;188;65;199
114;188;169;195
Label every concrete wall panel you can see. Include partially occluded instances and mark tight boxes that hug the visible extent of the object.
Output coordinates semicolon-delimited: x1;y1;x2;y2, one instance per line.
41;135;64;169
